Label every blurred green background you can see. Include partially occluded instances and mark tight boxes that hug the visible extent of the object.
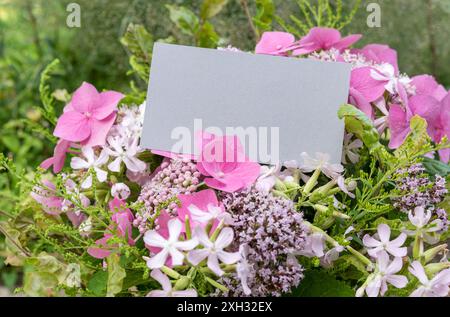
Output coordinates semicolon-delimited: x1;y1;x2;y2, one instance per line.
0;0;449;294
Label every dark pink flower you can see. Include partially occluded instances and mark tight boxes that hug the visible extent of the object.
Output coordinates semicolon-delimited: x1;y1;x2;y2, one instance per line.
349;67;388;118
428;92;450;163
53;82;124;147
196;133;260;193
411;75;447;101
353;44;399;75
293;27;361;55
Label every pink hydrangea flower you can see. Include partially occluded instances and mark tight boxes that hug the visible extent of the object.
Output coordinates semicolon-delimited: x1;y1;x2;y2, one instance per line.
293;27;361;55
353;44;399;75
428;92;450;163
40;139;72;174
411;75;447;101
196;133;260;193
177;189;232;232
388;94;440;149
255;32;298;56
87;197;135;259
349;66;388;118
54;82;124;147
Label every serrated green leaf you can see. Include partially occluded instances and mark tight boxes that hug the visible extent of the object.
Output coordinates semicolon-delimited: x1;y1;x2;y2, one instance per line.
197;21;220;48
288;269;355;297
166;5;199;36
87;270;108;296
200;0;228;20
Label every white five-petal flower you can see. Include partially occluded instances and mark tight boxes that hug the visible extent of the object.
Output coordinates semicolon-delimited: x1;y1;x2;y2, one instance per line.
70;147;109;189
341;133;363;164
403;206;443;244
356;251;408;297
299;152;344;179
188;204;233;225
143;219;198;269
146;269;197;297
408;261;450;297
105;136;146;173
363;224;407;258
188;226;241;276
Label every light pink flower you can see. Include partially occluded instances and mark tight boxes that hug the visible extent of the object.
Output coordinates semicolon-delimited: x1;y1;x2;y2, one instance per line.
349;67;388;118
146;269;197;297
177;190;231;231
353;44;399;75
299;152;343;179
293;27;361;55
87;198;135;259
363;224;407;258
296;232;325;257
30;180;63;215
255;164;281;193
188;226;241;276
357;251;408;297
53;82;123;147
409;261;450;297
196;133;260;193
143;218;198;269
255;32;298;56
427;92;450;163
40;139;72;174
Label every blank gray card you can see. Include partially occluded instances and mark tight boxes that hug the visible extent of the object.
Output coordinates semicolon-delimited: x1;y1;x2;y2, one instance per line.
141;43;351;164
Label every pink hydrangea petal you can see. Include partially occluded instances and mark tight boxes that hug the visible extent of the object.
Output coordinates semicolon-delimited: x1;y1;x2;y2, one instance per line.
350;67;387;102
81;113;116;147
255;32;296;55
92;91;123;120
71;82;99;113
388;104;410;149
439;148;450;164
53;111;91;142
409;95;440;123
349;88;374;119
299;27;341;50
333;34;362;51
87;236;113;259
359;44;399;75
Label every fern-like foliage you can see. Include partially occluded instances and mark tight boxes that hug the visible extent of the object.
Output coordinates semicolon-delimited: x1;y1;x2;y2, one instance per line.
38;59;60;126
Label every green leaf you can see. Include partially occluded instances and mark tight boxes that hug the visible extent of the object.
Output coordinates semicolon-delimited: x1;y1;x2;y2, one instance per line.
106;253;126;297
120;23;154;83
200;0;228;20
253;0;275;33
197;22;220;48
394;116;432;160
166;5;200;36
338;104;390;162
87;270;108;296
38;59;61;126
422;157;450;177
288;269;355;297
1;135;20;153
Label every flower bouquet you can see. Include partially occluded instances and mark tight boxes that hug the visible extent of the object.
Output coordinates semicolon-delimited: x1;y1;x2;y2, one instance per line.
1;24;449;298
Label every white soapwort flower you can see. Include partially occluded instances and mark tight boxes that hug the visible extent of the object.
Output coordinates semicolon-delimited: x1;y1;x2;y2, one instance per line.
188;204;233;225
105;136;146;173
70;147;109;188
143;219;198;269
111;182;131;200
409;261;450;297
146;269;197;297
188;226;241;276
341;133;363;164
299;152;344;179
363;224;407;258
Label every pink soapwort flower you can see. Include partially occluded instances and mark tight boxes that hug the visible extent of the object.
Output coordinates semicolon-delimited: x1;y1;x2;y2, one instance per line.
40;139;72;174
409;261;450;297
187;226;241;276
70;147;109;188
293;27;361;55
53;82;124;147
146;269;197;297
196;133;260;193
31;180;63;215
356;251;408;297
143;218;198;269
363;224;407;258
349;66;388;118
177;189;232;231
411;75;447;101
295;232;325;258
111;183;131;200
299;152;344;179
255;32;298;56
403;206;443;245
87;198;135;259
353;44;399;75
